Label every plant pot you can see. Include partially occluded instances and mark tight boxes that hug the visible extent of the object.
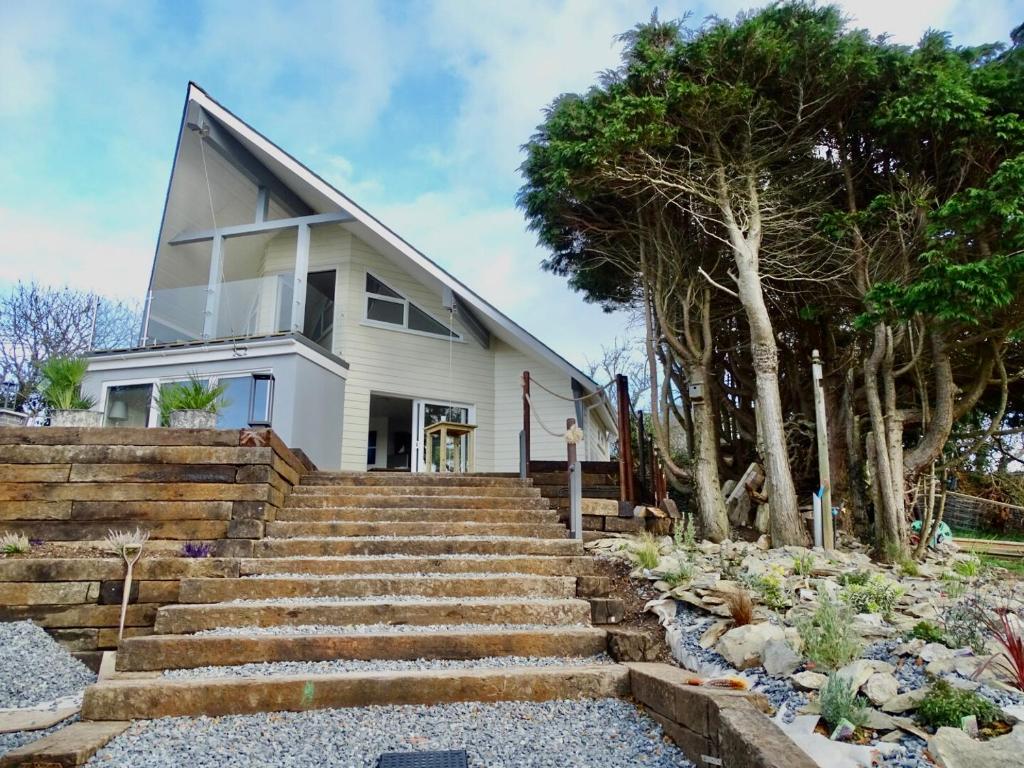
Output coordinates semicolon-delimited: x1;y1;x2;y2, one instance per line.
169;409;218;429
0;409;28;426
50;409;104;427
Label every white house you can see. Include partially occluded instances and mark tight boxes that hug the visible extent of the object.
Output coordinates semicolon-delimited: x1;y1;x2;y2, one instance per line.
83;83;616;471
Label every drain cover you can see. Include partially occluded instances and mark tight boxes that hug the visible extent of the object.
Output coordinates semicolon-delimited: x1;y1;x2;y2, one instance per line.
378;750;469;768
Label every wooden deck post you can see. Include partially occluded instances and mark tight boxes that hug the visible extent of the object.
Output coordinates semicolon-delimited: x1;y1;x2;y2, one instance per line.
522;371;531;472
615;374;635;505
567;417;582;540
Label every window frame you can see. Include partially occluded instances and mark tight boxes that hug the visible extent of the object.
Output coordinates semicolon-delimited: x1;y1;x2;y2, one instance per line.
362;271;464;342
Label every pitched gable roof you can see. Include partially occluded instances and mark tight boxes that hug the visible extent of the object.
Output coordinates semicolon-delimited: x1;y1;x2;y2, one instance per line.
176;83;616;433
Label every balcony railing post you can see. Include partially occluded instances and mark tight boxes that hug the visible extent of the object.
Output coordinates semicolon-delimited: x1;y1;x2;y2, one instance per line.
291;223;310;334
567;417;582;540
521;371;531;472
518;430;527;481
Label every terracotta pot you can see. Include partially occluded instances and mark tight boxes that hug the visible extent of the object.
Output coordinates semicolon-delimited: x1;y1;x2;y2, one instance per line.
50;409;103;427
169;409;218;429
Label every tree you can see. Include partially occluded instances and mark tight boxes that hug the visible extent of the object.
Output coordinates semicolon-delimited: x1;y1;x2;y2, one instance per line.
0;282;142;412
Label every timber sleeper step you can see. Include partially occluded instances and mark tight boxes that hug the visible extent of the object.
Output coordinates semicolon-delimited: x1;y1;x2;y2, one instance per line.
255;536;584;558
82;664;629;720
178;574;578;602
264;521;569;539
283;495;552;510
289;485;542;498
273;507;561;523
301;473;528;487
153;597;594;633
116;627;609;671
238;555;601;577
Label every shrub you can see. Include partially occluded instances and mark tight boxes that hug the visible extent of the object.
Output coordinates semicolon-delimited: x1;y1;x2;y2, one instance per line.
793;552;815;577
952;556;982;578
940;592;988;654
39;357;95;411
181;541;213;558
910;620;946;644
673;513;697;552
0;533;31;554
747;568;789;611
157;374;228;425
629;532;661;571
838;570;871;587
916;679;1000;730
819;673;869;730
898;556;920;577
839;574;903;617
982;607;1024;692
725;589;755;627
798;594;862;670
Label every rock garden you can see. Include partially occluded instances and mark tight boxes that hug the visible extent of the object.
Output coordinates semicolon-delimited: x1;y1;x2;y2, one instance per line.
589;525;1024;768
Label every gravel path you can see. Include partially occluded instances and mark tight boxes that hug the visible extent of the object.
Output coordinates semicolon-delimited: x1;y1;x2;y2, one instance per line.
163;654;613;680
195;623;586;637
0;622;95;709
86;698;694;767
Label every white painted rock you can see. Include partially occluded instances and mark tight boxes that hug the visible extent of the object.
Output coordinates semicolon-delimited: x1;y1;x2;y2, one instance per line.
864;672;899;707
791;670;828;690
928;726;1024;768
716;622;785;669
762;639;802;677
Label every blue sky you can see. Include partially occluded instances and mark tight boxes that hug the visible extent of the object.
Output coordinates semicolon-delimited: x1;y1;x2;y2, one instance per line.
0;0;1017;368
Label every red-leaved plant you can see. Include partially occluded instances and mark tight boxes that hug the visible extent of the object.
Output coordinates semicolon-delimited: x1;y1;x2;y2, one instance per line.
979;607;1024;692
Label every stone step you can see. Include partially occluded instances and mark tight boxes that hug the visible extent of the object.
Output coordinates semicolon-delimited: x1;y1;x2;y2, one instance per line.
116;627;609;671
178;574;577;603
290;485;542;498
284;495;552;510
264;521;568;539
274;507;560;524
82;664;628;720
154;597;593;634
255;536;584;558
301;473;526;487
239;555;600;577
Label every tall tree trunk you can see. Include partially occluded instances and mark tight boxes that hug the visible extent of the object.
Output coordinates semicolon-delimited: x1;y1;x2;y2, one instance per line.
687;362;729;542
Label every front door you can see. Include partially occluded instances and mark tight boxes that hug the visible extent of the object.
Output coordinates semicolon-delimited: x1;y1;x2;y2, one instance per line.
412;400;472;472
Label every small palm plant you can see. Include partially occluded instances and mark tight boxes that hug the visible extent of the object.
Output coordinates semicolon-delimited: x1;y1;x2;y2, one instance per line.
157;374;227;426
105;528;149;641
39;357;95;410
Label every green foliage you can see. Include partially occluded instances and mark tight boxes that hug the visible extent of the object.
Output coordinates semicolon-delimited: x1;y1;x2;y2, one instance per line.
747;569;789;611
839;574;904;617
838;570;872;587
910;621;946;644
0;533;31;555
39;357;95;411
916;679;1000;730
663;559;694;589
673;514;697;552
157;374;227;426
819;673;870;730
793;552;815;576
897;556;920;577
629;532;661;571
798;594;862;671
940;592;989;653
952;555;982;578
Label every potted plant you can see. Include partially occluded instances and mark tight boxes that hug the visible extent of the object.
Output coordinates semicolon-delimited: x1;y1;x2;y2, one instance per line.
39;357;101;427
158;374;227;429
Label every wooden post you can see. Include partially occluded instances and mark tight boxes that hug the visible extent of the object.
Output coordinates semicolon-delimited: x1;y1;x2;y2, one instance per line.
636;409;647;500
812;350;834;549
522;371;531;473
615;374;635;504
567;417;582;540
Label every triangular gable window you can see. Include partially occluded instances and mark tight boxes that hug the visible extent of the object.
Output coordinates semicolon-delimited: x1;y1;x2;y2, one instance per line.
364;272;461;340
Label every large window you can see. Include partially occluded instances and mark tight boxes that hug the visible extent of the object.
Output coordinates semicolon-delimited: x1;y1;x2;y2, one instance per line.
152;373;273;429
104;384;154;427
364;272;461;340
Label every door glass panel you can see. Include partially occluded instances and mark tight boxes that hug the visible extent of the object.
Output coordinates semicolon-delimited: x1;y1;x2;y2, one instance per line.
423;404;468;426
104;384;152;427
216;376;252;429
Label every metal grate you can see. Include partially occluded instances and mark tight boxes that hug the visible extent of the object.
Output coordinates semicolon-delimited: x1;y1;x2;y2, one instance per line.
378;750;469;768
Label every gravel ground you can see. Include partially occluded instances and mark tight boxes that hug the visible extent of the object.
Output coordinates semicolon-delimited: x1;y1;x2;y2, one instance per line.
86;698;693;768
224;596;576;606
0;716;79;759
195;623;586;637
163;654;613;680
0;621;95;709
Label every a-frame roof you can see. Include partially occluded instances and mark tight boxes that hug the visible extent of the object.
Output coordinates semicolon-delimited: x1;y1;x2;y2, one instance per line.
163;83;615;433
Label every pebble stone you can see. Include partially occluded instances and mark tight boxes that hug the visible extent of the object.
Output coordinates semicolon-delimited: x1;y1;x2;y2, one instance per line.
195;623;586;637
85;698;695;768
0;621;95;709
163;654;614;680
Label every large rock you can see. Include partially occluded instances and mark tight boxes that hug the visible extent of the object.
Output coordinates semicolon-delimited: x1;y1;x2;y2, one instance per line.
716;623;785;670
790;670;828;690
919;642;955;663
864;672;899;707
881;688;928;713
835;659;875;692
928;726;1024;768
762;639;802;677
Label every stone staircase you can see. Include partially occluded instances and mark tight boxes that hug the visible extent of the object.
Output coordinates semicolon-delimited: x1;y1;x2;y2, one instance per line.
81;472;627;720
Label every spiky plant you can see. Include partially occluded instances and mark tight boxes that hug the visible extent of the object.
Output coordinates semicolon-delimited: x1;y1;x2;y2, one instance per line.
981;607;1024;692
629;532;661;571
0;533;31;554
157;374;228;426
39;357;95;410
105;528;149;641
725;589;755;627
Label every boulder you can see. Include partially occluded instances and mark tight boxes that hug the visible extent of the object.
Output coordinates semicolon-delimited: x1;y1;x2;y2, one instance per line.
791;670;828;690
919;642;955;663
881;688;928;713
762;639;803;677
928;726;1024;768
835;659;875;692
864;672;899;706
716;622;786;670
